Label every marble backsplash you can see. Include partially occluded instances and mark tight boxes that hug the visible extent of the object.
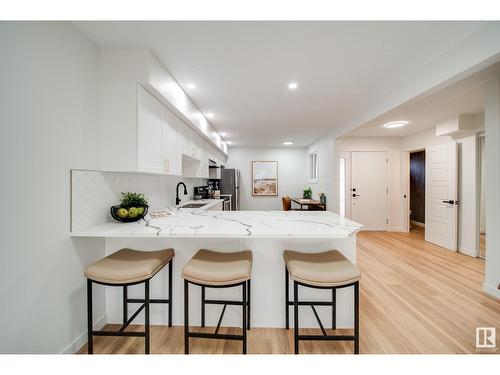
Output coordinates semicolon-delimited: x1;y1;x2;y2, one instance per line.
70;169;206;232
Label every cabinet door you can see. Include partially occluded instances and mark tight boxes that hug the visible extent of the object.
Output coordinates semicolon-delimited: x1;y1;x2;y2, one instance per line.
180;124;192;156
137;86;165;173
201;142;209;178
162;108;182;176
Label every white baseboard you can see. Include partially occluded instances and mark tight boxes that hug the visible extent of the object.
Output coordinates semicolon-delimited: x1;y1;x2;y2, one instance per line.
483;283;500;299
61;314;107;354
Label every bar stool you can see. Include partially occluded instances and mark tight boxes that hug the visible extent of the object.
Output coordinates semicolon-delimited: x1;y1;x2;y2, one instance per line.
182;249;252;354
85;248;174;354
283;250;361;354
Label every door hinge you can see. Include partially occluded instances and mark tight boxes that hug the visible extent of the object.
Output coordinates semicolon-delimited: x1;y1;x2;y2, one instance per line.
386;188;388;194
386;219;389;224
386;157;388;163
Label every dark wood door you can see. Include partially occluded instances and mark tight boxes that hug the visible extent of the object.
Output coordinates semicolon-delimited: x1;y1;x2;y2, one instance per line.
410;151;425;223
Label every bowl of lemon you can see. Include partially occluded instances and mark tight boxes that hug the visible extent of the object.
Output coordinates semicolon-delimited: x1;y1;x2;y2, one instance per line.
111;192;149;223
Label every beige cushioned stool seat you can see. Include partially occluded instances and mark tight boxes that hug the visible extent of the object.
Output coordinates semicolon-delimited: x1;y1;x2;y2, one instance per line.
283;250;360;287
85;248;174;284
182;249;252;286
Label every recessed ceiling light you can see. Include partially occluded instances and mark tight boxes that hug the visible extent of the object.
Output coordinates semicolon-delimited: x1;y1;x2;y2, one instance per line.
288;82;298;90
226;141;232;145
382;121;408;129
282;140;294;145
205;113;214;118
186;83;196;90
219;132;227;137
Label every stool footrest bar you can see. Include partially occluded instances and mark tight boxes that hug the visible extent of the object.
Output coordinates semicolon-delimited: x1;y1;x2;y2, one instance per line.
287;301;335;306
297;334;356;341
127;298;169;304
93;330;146;338
187;332;244;341
120;303;145;332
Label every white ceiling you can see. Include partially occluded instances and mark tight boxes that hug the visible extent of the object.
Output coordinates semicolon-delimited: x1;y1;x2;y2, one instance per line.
75;21;488;147
343;61;500;138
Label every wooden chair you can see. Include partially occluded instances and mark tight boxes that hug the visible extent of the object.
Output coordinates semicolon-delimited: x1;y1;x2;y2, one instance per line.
282;196;292;211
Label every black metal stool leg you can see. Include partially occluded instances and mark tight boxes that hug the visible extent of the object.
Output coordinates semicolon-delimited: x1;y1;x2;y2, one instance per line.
168;260;173;327
332;288;336;330
145;280;150;354
242;281;247;354
293;281;299;354
201;285;205;327
354;281;359;354
285;267;289;330
247;279;251;330
184;279;189;354
87;279;93;354
123;285;128;328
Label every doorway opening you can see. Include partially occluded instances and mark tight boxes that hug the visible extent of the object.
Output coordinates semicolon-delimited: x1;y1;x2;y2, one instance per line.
478;132;486;259
409;150;426;236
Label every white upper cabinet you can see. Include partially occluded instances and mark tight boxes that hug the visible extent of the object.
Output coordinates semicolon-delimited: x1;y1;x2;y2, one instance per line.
99;48;227;176
101;84;182;175
137;85;168;173
162;105;182;176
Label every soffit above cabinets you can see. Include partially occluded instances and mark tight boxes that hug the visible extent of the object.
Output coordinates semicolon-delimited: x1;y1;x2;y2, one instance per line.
100;48;227;155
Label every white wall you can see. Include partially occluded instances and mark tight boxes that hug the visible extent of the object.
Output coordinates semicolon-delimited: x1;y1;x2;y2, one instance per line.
225;147;307;210
307;137;337;212
0;22;106;353
484;78;500;298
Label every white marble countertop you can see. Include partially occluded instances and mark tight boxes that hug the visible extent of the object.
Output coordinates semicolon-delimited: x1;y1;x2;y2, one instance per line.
70;209;362;239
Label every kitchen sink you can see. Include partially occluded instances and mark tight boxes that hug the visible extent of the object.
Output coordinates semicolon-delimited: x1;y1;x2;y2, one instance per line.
180;203;207;209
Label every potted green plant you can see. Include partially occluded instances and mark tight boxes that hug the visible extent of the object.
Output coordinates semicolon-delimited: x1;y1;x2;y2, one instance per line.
110;192;149;222
303;187;312;199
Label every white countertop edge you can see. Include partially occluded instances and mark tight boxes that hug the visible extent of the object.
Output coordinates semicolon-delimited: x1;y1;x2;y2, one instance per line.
69;228;362;239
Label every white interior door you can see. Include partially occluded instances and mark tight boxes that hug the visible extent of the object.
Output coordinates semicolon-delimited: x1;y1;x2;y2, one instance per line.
425;143;458;251
351;151;388;230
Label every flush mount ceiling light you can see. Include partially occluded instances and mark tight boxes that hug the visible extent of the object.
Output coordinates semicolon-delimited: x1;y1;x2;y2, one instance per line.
288;82;298;90
282;140;294;145
186;83;196;90
382;121;408;129
226;141;232;145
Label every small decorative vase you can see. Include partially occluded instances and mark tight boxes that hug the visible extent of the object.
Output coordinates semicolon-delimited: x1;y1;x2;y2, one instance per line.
320;194;326;204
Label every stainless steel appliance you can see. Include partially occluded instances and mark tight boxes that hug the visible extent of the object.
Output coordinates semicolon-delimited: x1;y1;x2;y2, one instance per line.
219;168;240;210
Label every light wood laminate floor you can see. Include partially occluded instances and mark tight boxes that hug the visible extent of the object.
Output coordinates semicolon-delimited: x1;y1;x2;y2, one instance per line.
78;229;500;354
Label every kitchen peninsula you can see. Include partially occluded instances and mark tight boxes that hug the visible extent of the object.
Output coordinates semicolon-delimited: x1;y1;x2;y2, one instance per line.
72;208;362;329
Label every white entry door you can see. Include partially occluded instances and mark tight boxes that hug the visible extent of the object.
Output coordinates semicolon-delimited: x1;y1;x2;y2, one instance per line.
425;143;458;251
351;151;388;230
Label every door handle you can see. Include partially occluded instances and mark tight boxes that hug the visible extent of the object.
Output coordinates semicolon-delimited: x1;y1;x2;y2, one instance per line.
353;194;361;198
442;200;458;205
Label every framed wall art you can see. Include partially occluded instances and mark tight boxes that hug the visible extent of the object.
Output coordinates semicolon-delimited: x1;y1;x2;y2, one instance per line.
252;161;278;196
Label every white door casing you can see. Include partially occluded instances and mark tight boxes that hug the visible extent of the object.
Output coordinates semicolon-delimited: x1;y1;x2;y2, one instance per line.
425;143;458;251
351;151;388;231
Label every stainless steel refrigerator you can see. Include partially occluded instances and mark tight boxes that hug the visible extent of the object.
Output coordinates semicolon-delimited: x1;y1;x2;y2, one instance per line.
220;168;240;210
